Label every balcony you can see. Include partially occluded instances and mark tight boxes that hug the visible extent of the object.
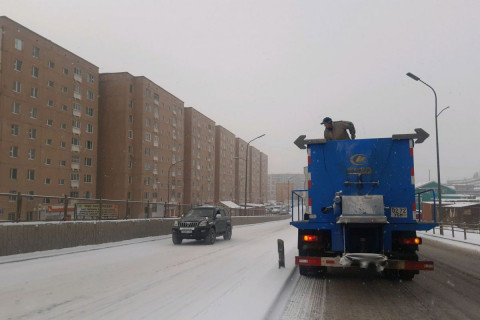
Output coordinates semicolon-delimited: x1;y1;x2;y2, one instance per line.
153;156;158;161
71;145;80;152
74;74;82;82
71;163;80;171
72;128;81;135
153;141;158;147
74;92;82;100
71;181;80;188
153;169;158;175
73;110;81;117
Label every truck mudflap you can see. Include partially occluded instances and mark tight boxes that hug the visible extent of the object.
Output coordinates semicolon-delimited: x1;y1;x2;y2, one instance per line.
295;255;434;271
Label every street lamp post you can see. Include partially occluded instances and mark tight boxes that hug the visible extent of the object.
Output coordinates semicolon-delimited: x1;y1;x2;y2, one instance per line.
406;72;443;220
244;134;265;215
167;159;184;206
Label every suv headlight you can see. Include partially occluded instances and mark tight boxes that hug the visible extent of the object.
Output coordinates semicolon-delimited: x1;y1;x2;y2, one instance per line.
199;220;208;227
173;220;179;227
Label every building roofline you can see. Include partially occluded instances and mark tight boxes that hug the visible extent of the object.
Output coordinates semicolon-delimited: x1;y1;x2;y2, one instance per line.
1;16;99;69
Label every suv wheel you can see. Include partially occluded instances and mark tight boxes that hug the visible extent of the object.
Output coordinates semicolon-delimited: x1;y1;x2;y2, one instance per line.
223;226;232;240
172;233;183;245
205;228;216;245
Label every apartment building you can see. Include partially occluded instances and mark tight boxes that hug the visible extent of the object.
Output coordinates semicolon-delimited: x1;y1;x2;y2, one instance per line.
260;152;268;204
98;73;184;217
0;16;99;221
248;146;262;203
214;125;236;203
184;108;215;205
235;138;247;204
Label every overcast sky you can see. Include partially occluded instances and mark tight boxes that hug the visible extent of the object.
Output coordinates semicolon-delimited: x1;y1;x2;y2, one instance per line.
3;0;479;183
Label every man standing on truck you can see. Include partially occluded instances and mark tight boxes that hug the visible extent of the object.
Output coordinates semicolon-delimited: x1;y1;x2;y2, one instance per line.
321;117;356;140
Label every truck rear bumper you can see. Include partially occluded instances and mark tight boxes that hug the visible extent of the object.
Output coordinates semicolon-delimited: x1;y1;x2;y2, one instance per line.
295;256;434;271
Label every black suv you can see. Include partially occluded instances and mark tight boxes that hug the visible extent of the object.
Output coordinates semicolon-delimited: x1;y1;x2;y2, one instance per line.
172;206;232;245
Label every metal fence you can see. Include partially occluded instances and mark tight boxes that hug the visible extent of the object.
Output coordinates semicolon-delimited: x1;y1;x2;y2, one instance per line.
431;222;480;240
0;192;271;222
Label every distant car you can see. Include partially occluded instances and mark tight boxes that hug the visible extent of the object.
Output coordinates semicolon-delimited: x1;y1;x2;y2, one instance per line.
172;206;232;245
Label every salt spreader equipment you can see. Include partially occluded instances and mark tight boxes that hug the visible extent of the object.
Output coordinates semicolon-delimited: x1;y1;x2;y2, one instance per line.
291;129;437;280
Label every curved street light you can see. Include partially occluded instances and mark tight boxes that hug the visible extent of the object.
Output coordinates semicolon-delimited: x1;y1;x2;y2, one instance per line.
406;72;443;219
244;134;265;215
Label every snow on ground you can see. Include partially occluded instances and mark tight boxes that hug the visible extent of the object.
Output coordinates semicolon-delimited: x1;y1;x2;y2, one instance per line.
1;218;478;320
0;220;298;320
419;226;480;252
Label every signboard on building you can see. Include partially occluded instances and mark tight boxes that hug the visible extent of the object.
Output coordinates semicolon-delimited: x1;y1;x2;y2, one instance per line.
75;203;119;219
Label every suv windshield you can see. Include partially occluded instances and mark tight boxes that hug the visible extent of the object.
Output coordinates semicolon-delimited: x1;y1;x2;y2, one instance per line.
185;208;215;219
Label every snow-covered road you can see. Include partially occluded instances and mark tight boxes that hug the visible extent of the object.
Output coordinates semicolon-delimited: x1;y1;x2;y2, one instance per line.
0;220;297;320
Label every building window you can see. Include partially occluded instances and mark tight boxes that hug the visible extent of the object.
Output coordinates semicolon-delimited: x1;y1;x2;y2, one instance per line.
48;81;54;87
27;191;35;201
46;119;53;126
87;73;94;83
145;133;151;141
32;66;39;78
62;86;68;93
45;178;51;184
28;149;36;159
27;169;35;181
71;173;79;181
10;168;18;180
74;67;82;76
30;108;37;119
14;60;22;71
28;128;37;139
15;38;23;51
128;130;133;139
59;160;66;166
11;124;19;136
45;158;52;165
60;141;66;148
129;115;134;123
86;124;93;133
33;46;40;58
84;157;92;166
45;139;52;146
85;191;91;199
70;191;79;198
31;87;38;98
12;102;20;114
9;191;17;201
86;107;94;117
84;175;92;183
144;192;149;200
13;81;21;93
73;102;81;112
72;137;80;146
61;123;67;129
72;119;81;129
63;67;69;75
10;146;18;158
47;100;54;107
59;179;65;185
87;90;94;100
74;85;81;94
86;140;93;150
62;105;68;111
48;61;55;68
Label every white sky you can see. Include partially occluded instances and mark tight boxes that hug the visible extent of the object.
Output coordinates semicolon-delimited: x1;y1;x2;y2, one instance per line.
2;0;480;181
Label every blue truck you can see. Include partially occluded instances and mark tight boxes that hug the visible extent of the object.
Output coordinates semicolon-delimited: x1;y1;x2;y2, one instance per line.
291;129;437;280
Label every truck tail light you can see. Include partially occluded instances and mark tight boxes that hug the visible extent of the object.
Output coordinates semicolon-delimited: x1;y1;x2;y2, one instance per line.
303;235;318;242
400;237;422;245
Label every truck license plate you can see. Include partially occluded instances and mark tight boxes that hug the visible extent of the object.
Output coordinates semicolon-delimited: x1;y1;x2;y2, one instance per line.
391;207;407;218
181;228;193;233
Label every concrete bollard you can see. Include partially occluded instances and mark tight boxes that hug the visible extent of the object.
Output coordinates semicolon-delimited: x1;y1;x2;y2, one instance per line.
277;239;285;268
